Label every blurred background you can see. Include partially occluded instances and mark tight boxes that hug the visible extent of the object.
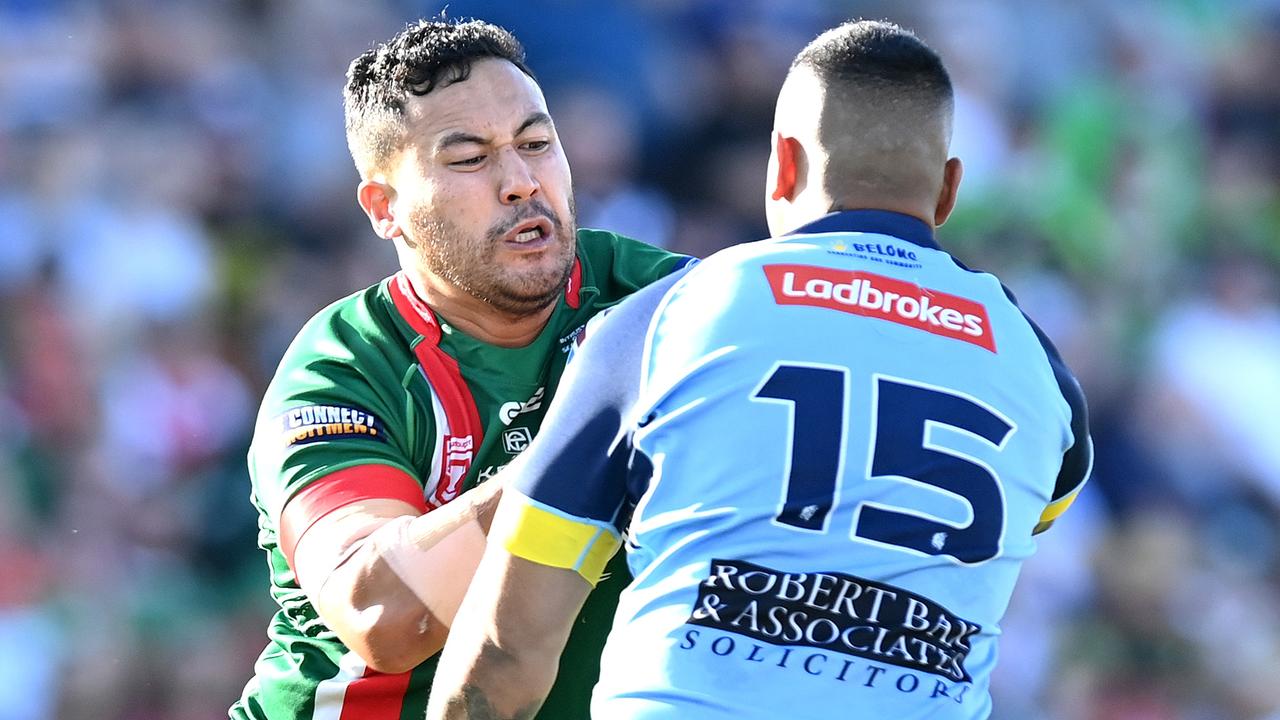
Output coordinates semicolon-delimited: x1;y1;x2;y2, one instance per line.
1;0;1278;718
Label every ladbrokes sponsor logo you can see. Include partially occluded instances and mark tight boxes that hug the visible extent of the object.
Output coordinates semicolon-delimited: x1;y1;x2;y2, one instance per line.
763;264;996;353
278;404;385;446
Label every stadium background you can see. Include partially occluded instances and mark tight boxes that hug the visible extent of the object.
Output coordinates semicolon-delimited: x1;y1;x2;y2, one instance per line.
1;0;1279;718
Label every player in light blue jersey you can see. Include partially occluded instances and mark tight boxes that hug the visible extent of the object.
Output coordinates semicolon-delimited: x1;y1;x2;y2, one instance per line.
428;19;1091;720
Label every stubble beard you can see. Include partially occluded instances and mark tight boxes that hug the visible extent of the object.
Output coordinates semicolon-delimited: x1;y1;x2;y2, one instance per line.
409;196;577;317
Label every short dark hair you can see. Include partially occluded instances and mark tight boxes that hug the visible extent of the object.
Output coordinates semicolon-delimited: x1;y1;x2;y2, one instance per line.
792;20;951;107
344;18;534;176
791;20;954;201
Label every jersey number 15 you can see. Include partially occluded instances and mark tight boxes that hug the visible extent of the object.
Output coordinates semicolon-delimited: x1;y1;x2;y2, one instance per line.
751;363;1015;565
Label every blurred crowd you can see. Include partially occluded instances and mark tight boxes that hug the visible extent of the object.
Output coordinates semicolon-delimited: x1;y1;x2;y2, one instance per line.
1;1;1278;718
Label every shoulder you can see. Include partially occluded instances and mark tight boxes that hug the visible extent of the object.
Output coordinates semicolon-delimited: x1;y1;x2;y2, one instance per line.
280;280;401;366
251;279;426;519
293;280;390;342
574;228;696;296
574;227;682;265
574;227;641;253
264;278;411;407
967;275;1090;475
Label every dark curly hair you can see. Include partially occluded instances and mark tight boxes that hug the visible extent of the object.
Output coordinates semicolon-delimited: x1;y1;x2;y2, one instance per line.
343;18;534;176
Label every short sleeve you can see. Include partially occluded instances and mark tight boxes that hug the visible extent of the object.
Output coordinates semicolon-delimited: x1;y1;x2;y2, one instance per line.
1019;311;1092;532
249;309;423;532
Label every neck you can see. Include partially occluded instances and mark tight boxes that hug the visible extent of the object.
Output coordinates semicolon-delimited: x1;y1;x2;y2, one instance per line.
826;195;937;229
405;270;555;348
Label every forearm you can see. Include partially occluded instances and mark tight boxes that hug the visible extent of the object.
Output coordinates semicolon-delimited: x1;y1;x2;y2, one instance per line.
427;555;576;720
302;480;505;672
428;545;592;720
429;640;555;720
376;477;504;630
406;473;504;543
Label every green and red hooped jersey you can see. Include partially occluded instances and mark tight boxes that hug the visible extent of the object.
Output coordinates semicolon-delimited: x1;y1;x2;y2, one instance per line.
230;230;692;720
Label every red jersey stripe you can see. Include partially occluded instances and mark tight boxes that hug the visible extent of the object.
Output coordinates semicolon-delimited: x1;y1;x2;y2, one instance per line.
565;256;582;309
387;273;484;506
336;666;412;720
279;464;426;571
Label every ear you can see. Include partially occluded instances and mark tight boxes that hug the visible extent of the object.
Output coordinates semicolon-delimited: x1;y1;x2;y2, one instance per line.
357;179;403;240
933;157;963;227
769;133;803;202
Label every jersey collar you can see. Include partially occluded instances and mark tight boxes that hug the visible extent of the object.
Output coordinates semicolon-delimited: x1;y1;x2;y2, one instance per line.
786;210;940;251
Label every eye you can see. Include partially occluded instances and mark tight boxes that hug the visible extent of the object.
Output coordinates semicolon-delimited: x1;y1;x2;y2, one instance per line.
450;155;486;168
520;140;550;152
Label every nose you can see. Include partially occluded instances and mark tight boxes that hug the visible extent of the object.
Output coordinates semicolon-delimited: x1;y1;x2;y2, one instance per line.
497;147;539;204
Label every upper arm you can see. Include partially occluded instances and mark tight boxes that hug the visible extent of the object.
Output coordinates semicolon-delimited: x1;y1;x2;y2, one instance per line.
253;396;421;533
290;496;422;594
278;463;427;578
250;328;425;566
1024;317;1093;534
471;547;593;657
251;328;461;662
499;271;685;582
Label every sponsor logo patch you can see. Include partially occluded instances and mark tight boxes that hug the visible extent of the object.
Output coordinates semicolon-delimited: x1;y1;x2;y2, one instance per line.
828;239;921;268
763;264;996;353
499;387;546;426
477;464;506;483
503;427;533;453
433;435;475;505
278;404;386;446
687;559;981;683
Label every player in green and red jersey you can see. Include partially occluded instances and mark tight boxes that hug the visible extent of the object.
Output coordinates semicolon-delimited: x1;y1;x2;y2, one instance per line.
229;19;692;720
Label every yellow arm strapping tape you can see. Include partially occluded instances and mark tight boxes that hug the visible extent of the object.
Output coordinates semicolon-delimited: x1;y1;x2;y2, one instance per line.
502;500;622;587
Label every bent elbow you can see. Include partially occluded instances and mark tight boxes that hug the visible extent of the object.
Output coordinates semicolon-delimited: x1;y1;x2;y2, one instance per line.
350;605;448;674
360;648;421;676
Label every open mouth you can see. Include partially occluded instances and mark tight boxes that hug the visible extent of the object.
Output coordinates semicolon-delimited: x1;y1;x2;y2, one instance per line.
506;217;554;245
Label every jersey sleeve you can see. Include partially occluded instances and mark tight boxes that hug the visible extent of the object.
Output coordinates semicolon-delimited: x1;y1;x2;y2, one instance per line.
1025;318;1093;533
249;300;424;561
500;270;688;585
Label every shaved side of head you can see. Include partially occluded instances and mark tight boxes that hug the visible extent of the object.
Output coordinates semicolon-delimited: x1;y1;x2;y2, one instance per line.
789;21;954;211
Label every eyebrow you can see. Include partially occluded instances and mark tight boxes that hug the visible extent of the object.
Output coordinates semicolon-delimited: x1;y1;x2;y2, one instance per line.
515;111;553;136
434;111;553;153
435;131;487;153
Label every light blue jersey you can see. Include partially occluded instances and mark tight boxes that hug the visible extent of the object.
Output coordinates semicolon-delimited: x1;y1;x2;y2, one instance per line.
503;210;1091;720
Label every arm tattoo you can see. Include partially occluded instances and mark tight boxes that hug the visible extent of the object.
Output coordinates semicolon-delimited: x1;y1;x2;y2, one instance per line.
437;685;539;720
